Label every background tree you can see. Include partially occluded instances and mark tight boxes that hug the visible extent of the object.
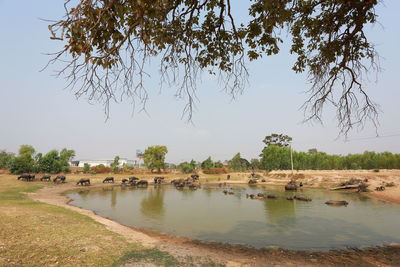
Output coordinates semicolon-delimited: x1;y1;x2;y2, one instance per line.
0;150;14;169
32;148;75;173
143;146;168;173
83;163;91;174
48;0;380;134
250;158;261;170
37;150;62;174
260;145;291;171
59;148;75;172
214;161;224;168
9;145;36;174
260;134;292;170
178;159;197;174
229;153;251;171
110;156;121;173
201;157;215;170
263;134;293;147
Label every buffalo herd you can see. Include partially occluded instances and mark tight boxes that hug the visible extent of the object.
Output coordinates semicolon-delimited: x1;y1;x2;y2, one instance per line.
15;173;354;206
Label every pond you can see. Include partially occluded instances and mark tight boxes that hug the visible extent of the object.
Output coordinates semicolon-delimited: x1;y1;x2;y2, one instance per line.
67;185;400;250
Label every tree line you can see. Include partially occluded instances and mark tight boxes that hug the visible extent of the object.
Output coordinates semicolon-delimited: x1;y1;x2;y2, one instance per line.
2;138;400;175
0;145;75;174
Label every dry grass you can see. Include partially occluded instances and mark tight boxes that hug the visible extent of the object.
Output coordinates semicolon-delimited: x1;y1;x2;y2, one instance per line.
0;175;185;267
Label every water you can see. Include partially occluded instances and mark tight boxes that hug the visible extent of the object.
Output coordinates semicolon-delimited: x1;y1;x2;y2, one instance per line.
67;185;400;250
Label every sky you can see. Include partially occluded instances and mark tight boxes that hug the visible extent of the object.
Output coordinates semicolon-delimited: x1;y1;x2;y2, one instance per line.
0;1;399;163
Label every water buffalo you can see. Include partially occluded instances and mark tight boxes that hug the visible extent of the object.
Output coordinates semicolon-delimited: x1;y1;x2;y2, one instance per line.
188;182;200;190
248;179;257;184
293;195;312;201
171;179;185;187
53;176;66;183
267;195;277;199
121;178;128;184
191;174;200;180
18;174;34;181
227;175;231;180
40;175;51;181
129;176;139;182
285;181;298;191
325;200;348;206
77;178;90;186
153;177;164;184
375;186;385;191
136;180;148;187
103;177;114;183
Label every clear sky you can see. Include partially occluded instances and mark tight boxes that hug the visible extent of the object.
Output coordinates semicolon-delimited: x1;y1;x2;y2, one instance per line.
0;1;399;163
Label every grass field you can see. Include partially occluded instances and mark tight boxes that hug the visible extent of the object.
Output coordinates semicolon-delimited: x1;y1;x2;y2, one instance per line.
0;174;192;267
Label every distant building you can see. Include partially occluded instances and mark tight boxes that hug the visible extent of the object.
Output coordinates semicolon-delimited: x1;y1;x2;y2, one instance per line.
70;158;136;168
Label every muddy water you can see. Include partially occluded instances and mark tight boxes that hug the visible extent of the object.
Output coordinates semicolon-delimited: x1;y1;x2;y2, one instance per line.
67;185;400;250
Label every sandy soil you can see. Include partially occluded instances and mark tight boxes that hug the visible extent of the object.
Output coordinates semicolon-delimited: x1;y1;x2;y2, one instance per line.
28;170;400;266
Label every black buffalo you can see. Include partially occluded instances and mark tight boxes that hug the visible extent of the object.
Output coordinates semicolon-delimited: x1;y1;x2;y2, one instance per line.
136;180;148;187
53;176;66;183
40;175;51;181
153;177;164;184
103;177;114;183
77;178;91;186
18;174;35;181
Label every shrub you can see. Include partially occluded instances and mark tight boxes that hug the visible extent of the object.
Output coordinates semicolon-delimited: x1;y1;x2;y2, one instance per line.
91;164;111;173
83;163;90;174
203;168;228;174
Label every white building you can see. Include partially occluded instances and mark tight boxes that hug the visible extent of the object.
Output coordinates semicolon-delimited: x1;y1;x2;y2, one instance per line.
71;158;136;168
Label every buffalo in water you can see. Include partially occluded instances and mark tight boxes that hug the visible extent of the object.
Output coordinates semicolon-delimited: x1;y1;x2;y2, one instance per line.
293;195;312;201
53;176;66;183
153;177;164;184
325;200;348;206
40;175;51;181
171;177;200;189
103;177;114;183
121;178;129;184
285;180;298;191
136;180;148;187
128;177;139;182
77;178;90;186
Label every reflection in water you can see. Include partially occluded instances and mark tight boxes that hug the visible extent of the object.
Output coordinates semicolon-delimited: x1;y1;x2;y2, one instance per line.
111;189;117;207
77;190;90;200
140;187;165;219
67;185;400;250
263;197;296;225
